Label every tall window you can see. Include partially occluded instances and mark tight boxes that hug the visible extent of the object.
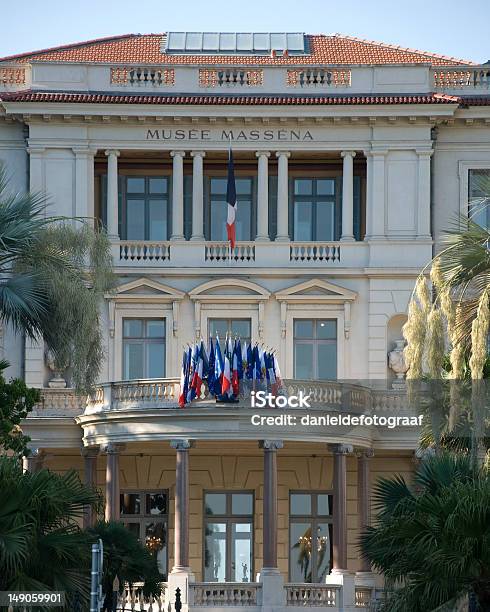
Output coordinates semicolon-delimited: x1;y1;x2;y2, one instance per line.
203;491;254;582
206;177;254;241
294;319;337;380
120;490;169;578
289;492;333;583
122;319;165;379
208;318;251;345
292;178;339;241
120;176;170;240
469;169;490;229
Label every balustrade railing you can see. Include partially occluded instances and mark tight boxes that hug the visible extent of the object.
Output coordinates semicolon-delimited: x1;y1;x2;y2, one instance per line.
205;241;256;262
119;241;171;262
285;584;339;606
111;66;175;87
433;67;490;90
199;68;264;87
355;587;374;608
31;389;86;416
115;581;166;611
290;243;341;263
287;69;351;87
191;583;260;606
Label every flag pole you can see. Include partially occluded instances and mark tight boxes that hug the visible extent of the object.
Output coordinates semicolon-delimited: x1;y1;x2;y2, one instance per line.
228;134;232;266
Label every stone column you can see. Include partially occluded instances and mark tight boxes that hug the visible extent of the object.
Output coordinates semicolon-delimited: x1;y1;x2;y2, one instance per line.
105;150;120;239
170;151;185;240
341;151;356;241
82;446;99;528
171;439;192;571
256;151;270;241
357;449;374;572
258;440;285;609
276;151;290;241
27;147;46;194
331;443;352;570
416;149;433;239
366;150;387;240
22;448;44;473
103;443;122;521
190;151;205;240
73;147;96;225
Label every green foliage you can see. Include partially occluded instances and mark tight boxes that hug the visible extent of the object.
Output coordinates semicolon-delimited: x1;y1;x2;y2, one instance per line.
360;454;490;611
0;164;116;392
0;360;39;457
0;456;102;611
88;521;162;610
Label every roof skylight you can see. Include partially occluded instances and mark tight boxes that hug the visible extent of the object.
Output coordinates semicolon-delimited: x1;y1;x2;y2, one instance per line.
164;32;307;55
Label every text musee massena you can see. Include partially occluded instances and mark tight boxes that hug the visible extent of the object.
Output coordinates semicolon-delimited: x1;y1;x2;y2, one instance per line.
146;129;314;141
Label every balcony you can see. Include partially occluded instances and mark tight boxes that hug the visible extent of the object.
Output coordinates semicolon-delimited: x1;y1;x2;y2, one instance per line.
432;66;490;93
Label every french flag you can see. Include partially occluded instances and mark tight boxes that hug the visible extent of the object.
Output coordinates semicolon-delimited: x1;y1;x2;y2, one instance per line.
191;343;204;399
226;147;237;249
222;337;233;396
231;340;240;396
178;349;189;408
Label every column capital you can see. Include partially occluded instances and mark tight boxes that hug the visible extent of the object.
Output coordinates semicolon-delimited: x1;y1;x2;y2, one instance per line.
256;151;271;158
369;148;388;158
81;445;100;458
26;146;46;155
171;439;193;451
72;146;97;156
415;148;434;157
356;448;374;459
170;150;186;158
190;150;206;158
341;150;357;159
275;151;291;159
104;149;120;157
260;440;284;451
329;443;353;455
101;442;125;454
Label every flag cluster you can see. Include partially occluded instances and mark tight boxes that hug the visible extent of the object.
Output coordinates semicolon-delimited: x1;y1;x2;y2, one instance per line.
179;337;283;408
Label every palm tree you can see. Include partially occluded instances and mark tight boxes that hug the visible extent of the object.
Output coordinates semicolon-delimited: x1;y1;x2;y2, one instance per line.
0;164;115;392
360;453;490;611
0;456;102;610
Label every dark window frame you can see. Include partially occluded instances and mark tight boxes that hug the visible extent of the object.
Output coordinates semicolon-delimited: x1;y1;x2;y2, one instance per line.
293;319;338;380
207;318;252;345
202;490;255;583
468;168;490;230
122;318;166;380
289;177;341;241
289;491;334;583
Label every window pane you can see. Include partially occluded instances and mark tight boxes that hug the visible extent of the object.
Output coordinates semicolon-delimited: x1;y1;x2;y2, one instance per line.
146;320;165;338
145;521;167;575
317;344;337;380
209;319;228;340
290;522;313;582
317;179;335;196
124;522;141;538
316;201;335;241
232;523;252;582
146;493;168;515
149;178;167;194
295;343;314;380
211;178;227;195
291;493;311;515
149;199;167;240
231;320;251;341
127;178;145;193
294;320;313;338
294;179;313;195
126;199;145;240
205;493;227;515
147;342;165;378
204;523;227;582
236;178;252;195
317;523;332;581
124;319;143;338
317;320;336;340
469;169;490;229
124;342;144;379
236;200;251;240
294;201;313;240
318;494;333;516
210;200;228;241
232;493;253;515
121;493;141;515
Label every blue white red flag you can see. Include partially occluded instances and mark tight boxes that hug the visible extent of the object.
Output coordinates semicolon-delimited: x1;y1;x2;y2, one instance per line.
226;147;237;248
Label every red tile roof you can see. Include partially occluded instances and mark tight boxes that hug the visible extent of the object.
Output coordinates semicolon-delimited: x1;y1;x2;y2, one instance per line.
0;34;476;67
0;91;463;105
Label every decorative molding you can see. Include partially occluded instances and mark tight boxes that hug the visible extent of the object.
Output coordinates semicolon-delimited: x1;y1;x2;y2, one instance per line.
275;278;357;304
189;278;270;303
329;443;354;455
260;440;284;451
108;277;185;304
170;439;193;451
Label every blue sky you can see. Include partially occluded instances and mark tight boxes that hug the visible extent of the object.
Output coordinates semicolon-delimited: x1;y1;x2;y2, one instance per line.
1;0;488;62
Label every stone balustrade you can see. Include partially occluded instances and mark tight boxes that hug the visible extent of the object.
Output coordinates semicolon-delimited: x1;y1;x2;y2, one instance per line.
111;66;175;87
31;388;86;417
119;240;171;262
433;67;490;90
191;583;260;606
289;242;341;263
115;581;167;611
199;68;264;87
287;69;351;87
205;241;256;262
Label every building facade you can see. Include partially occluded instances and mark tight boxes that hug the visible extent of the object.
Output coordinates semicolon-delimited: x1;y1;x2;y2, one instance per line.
0;32;489;611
